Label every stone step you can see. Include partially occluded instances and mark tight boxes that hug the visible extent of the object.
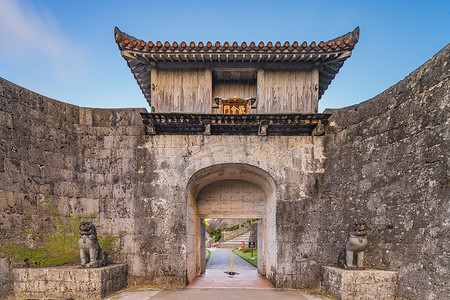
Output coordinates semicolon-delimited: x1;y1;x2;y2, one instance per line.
230;234;250;238
219;242;245;248
219;231;252;248
227;236;250;242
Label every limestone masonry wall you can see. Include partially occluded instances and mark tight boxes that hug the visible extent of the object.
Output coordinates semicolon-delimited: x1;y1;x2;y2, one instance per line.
135;134;325;286
0;43;448;299
317;45;449;299
0;77;145;291
222;227;250;242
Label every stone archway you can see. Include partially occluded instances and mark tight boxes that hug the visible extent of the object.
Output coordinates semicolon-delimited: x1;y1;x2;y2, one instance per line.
186;163;277;284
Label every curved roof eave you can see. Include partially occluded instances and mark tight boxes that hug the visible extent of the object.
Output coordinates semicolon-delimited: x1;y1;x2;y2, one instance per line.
114;27;359;106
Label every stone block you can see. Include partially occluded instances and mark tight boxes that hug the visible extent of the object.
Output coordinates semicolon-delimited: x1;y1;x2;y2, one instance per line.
12;264;127;299
0;110;13;128
79;107;93;126
321;266;398;300
0;257;13;299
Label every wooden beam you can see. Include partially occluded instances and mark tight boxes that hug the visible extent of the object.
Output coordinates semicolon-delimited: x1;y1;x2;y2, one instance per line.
150;54;159;62
153;61;314;70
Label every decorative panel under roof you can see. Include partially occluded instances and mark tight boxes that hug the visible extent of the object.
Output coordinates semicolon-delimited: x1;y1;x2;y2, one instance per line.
114;27;359;106
141;113;331;136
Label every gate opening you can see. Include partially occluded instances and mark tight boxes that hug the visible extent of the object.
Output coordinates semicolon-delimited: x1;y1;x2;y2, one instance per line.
186;164;277;286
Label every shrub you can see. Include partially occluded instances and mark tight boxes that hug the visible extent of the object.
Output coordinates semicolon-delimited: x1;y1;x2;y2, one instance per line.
209;229;222;242
207;219;259;242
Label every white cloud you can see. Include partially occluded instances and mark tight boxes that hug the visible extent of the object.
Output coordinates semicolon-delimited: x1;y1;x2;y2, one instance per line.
0;0;87;81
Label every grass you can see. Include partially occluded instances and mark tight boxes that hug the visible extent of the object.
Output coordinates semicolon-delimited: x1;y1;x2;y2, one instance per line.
233;248;257;267
206;249;211;264
0;198;125;267
208;219;259;242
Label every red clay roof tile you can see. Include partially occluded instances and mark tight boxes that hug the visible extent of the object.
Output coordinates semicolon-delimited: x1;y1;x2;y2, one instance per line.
115;26;359;54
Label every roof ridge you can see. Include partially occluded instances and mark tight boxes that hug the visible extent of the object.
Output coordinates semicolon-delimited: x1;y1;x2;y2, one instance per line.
114;26;359;52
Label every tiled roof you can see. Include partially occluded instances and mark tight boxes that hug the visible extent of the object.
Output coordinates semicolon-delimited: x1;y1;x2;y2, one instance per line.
115;27;358;53
114;27;359;106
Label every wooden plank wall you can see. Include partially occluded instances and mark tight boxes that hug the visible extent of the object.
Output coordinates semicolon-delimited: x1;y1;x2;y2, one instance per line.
257;69;319;113
212;82;257;99
151;69;212;113
150;68;318;114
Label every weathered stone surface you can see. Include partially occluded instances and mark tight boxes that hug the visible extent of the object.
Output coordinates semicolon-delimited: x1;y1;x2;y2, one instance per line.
0;44;448;299
206;219;241;231
0;258;13;300
268;44;449;298
222;227;250;242
0;76;144;274
322;266;398;300
12;264;127;299
132;135;324;286
316;45;449;299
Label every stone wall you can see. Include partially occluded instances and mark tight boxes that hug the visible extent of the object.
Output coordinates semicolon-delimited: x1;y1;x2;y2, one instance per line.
315;44;448;298
135;135;325;286
221;227;250;242
0;77;145;285
0;43;448;298
270;45;448;297
0;258;12;300
0;77;326;288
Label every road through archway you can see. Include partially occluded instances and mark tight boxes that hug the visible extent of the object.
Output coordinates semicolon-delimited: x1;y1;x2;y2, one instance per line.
186;163;277;286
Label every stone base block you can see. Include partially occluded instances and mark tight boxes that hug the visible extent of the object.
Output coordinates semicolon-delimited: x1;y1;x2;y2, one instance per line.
321;266;398;300
12;264;127;300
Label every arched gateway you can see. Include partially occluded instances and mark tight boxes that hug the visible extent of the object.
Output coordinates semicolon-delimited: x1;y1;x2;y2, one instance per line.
113;26;360;288
186;164;276;283
2;23;447;300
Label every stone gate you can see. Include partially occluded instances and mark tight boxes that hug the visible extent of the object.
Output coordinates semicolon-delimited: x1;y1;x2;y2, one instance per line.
0;28;448;299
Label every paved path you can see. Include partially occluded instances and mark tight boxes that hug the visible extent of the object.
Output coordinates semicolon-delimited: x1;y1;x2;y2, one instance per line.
206;248;256;271
106;248;330;299
106;288;330;300
190;248;270;288
188;269;273;288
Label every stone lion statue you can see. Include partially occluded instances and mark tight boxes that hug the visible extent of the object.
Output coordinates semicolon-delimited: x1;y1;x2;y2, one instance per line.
78;221;109;267
338;220;368;269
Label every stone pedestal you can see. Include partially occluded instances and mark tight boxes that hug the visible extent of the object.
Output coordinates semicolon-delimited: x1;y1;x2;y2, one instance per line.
12;264;127;300
321;266;398;300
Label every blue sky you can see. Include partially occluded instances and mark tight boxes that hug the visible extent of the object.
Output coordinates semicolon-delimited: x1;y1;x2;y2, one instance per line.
0;0;448;112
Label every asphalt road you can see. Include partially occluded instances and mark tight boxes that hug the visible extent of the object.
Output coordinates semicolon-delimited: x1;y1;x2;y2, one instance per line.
206;248;256;271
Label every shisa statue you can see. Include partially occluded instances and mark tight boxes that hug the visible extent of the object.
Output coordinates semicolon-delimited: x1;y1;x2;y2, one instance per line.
338;220;368;269
78;221;109;267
